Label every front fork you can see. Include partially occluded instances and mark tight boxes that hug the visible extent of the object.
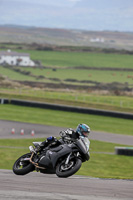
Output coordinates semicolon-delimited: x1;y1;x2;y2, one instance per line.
65;153;72;165
65;152;80;164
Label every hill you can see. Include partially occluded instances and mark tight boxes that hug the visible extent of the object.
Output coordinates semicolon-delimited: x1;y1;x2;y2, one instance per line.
1;25;133;50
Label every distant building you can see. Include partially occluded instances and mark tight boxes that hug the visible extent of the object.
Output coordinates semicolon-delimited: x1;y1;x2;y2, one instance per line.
90;38;104;43
0;50;35;66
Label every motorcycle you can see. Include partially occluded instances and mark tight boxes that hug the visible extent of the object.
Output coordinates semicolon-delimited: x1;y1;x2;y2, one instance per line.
13;131;90;178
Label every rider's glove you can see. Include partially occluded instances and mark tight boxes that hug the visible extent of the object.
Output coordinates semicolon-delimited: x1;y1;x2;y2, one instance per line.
66;128;74;135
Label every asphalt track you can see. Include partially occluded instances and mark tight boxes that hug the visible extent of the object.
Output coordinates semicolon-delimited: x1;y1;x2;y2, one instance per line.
0;169;133;200
0;120;133;200
0;119;133;145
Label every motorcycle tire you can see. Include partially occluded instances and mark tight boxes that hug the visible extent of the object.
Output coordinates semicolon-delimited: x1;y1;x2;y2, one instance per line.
13;153;35;175
56;157;82;178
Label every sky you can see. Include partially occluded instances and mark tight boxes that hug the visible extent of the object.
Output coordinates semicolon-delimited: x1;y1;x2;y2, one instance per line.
0;0;133;31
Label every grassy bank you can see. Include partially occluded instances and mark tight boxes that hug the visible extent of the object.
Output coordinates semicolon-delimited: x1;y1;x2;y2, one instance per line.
0;138;132;179
1;89;133;114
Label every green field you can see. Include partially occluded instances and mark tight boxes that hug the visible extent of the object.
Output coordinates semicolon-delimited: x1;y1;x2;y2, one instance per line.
0;66;36;81
2;48;133;68
14;49;133;68
1;49;133;90
0;49;133;111
1;65;133;85
22;67;133;84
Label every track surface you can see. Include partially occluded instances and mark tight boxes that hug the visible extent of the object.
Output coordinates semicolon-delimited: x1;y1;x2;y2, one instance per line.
0;119;133;145
0;169;133;200
0;120;133;200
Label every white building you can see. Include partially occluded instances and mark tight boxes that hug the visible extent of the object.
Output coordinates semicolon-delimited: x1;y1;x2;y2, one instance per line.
0;50;35;66
90;38;105;43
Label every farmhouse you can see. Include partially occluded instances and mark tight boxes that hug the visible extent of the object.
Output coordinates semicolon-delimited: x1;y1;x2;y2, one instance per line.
0;50;35;66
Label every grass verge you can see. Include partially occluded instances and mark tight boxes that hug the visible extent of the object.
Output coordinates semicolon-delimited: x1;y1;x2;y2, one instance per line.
0;138;132;179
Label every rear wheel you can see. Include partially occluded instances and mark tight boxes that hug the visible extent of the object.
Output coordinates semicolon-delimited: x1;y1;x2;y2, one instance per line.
13;153;35;175
56;157;82;178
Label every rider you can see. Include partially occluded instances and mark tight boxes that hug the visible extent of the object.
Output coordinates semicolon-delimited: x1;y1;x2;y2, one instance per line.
64;123;90;139
39;123;90;149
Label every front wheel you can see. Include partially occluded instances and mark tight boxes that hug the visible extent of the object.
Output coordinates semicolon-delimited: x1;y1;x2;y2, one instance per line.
56;157;82;178
13;153;35;175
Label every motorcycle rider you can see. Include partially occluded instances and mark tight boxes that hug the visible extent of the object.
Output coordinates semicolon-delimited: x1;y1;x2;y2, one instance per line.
13;124;91;176
39;123;90;150
64;123;90;139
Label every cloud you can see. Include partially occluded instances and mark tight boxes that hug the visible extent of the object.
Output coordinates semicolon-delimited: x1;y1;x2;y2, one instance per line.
1;0;133;31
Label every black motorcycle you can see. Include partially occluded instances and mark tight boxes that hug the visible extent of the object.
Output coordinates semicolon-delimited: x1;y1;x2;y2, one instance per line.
13;132;90;178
